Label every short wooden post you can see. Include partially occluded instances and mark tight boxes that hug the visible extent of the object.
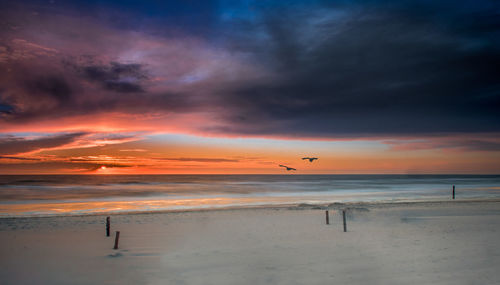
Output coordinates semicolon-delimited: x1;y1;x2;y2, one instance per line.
325;210;329;225
106;217;110;237
342;210;347;232
113;231;120;250
452;185;455;200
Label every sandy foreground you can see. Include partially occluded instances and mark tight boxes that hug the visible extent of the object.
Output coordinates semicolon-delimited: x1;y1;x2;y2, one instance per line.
1;201;500;285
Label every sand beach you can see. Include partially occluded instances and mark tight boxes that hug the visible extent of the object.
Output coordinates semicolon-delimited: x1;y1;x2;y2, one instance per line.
1;200;500;285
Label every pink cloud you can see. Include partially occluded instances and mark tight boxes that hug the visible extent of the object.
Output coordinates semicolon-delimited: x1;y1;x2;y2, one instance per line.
0;9;269;136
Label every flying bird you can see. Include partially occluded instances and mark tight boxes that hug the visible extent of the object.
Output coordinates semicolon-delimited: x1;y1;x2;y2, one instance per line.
279;164;296;171
302;157;318;162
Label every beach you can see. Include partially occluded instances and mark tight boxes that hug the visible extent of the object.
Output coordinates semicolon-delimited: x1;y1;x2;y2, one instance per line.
1;200;500;285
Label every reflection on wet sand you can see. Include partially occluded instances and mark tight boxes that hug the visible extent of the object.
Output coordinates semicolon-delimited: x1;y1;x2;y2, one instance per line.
0;196;321;216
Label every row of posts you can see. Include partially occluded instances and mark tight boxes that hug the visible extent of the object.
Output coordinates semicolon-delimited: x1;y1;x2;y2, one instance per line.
106;216;120;249
325;210;347;232
326;185;457;230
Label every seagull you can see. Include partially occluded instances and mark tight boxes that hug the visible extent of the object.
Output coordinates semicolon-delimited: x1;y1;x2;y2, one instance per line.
302;157;318;162
279;164;296;171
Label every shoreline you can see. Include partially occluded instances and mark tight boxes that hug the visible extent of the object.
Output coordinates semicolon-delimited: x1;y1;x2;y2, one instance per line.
2;198;500;219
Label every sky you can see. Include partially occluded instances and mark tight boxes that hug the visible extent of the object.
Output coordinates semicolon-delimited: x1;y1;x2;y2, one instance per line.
0;0;499;174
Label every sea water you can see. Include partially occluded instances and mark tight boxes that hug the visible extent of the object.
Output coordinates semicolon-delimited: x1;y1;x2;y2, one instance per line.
0;175;499;217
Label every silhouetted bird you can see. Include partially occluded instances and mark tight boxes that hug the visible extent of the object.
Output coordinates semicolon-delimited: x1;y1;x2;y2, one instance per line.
279;164;296;171
302;157;318;162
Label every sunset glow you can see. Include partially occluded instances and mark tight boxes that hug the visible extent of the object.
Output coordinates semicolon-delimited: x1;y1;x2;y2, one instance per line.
1;1;499;175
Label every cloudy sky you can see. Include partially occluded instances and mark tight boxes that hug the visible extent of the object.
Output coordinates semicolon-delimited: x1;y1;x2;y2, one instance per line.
0;0;499;174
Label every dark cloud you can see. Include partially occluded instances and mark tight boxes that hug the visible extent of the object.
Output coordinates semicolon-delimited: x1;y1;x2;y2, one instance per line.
0;156;41;161
0;103;15;115
210;0;500;137
87;132;140;142
0;133;87;155
153;157;240;163
461;140;500;151
0;56;193;122
81;62;147;93
24;76;73;103
0;0;499;139
85;163;132;171
0;161;132;176
103;81;144;93
385;138;500;152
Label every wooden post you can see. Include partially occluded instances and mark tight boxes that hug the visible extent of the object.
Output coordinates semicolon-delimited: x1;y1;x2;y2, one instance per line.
325;210;329;225
106;216;110;237
342;210;347;232
452;185;455;200
113;231;120;250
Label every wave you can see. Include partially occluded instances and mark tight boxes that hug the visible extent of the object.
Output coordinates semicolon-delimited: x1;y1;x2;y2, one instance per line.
0;175;499;217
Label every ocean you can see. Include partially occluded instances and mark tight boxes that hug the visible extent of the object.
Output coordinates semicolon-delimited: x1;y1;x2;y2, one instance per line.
1;175;499;217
